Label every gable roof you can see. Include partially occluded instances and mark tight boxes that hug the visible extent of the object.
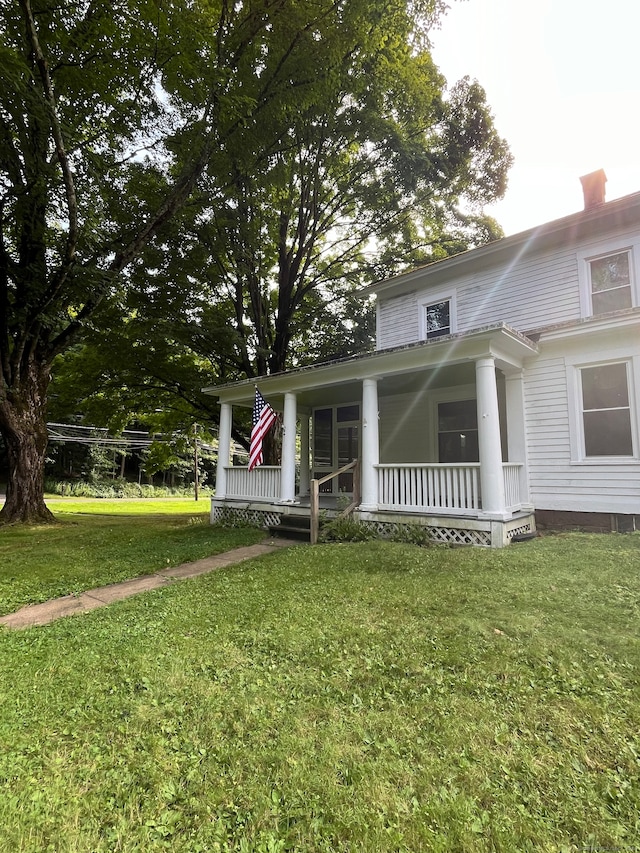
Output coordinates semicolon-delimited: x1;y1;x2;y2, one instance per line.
363;189;640;300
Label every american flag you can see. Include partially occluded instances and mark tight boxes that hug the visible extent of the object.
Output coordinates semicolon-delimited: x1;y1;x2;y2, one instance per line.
249;388;277;471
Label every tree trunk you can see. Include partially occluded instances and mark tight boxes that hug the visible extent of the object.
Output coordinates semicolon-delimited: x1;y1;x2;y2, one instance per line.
262;416;281;466
0;362;55;525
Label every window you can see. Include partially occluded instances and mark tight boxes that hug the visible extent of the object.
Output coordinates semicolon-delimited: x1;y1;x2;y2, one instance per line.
580;363;633;457
425;300;451;339
419;289;456;341
578;241;640;319
437;399;479;463
336;404;359;422
589;251;633;315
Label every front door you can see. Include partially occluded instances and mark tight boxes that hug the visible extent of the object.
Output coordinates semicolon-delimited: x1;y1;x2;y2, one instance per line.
313;404;360;494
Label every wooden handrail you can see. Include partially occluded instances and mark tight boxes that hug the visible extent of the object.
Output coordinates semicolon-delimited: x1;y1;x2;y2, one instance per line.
315;459;357;486
310;459;359;545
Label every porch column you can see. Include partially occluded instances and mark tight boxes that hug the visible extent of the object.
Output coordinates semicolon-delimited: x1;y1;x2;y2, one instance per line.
360;378;379;511
505;370;531;506
280;392;297;503
299;412;310;496
215;402;232;499
475;357;506;517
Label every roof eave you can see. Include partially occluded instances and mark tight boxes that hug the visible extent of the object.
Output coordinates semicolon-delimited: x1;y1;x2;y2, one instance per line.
362;190;640;300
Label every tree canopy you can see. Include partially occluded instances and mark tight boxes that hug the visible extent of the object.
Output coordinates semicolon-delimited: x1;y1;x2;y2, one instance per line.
0;0;511;523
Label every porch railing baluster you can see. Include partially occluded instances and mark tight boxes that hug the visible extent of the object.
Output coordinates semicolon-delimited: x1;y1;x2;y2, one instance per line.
221;461;522;521
224;466;281;501
375;462;522;515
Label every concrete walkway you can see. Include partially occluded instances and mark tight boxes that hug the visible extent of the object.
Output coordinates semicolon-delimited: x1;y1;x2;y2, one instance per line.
0;537;300;631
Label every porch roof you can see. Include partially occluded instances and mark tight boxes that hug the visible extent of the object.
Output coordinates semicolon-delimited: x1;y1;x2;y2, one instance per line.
203;322;538;411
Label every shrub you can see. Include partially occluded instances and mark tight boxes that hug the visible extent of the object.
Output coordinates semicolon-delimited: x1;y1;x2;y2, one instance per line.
386;522;434;546
320;516;376;542
320;516;434;546
44;478;212;499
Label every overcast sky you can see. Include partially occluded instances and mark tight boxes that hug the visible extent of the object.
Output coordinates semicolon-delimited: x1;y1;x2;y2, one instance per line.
431;0;640;236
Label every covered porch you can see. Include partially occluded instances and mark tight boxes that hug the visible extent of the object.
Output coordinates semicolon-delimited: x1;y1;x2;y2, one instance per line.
204;324;539;547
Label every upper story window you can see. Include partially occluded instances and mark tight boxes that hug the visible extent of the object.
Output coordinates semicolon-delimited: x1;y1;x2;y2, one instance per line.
419;289;457;341
589;251;633;315
578;240;639;318
425;300;451;339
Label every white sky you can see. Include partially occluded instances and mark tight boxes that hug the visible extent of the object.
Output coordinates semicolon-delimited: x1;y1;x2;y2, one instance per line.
431;0;640;236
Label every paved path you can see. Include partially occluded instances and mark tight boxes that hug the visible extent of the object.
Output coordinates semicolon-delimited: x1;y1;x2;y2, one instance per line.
0;537;300;631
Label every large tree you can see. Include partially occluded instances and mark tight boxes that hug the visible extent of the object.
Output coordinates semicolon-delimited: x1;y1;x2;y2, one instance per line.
101;16;511;387
2;0;406;522
52;7;511;441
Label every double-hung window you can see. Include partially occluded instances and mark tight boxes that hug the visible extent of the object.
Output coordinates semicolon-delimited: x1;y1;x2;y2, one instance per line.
419;290;456;341
579;362;634;457
589;251;633;315
578;242;639;317
437;399;479;463
425;300;451;339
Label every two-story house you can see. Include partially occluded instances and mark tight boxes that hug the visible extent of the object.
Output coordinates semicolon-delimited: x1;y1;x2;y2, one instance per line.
204;171;640;546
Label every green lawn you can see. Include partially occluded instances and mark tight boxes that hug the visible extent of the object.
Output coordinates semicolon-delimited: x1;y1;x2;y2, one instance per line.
0;523;639;851
0;498;265;615
45;497;213;516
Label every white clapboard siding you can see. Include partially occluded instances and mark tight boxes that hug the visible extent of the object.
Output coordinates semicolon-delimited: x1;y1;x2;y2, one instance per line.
377;224;640;350
377;293;419;349
459;250;580;332
523;352;640;513
524;356;572;471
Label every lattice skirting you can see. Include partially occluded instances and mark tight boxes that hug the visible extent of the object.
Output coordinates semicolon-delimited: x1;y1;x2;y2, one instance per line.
429;525;492;547
212;501;536;548
506;518;536;540
357;513;536;547
360;519;492;547
212;505;281;529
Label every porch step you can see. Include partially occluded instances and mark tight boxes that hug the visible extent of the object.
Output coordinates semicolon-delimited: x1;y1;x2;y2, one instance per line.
268;514;312;542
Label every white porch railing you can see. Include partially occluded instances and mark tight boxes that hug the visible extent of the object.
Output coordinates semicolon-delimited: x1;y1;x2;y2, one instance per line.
221;462;523;514
377;464;481;512
225;466;281;501
376;463;523;514
502;463;523;511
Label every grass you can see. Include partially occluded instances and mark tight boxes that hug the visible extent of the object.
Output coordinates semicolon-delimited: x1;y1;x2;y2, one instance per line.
45;497;213;516
0;525;639;851
0;498;265;615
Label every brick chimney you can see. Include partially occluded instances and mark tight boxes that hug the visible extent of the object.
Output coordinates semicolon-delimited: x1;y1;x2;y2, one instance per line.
580;169;607;209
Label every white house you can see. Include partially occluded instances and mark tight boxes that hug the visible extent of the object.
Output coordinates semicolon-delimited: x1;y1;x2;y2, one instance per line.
204;171;640;546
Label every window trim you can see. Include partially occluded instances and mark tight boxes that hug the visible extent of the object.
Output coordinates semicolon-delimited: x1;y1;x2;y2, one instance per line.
566;355;639;463
418;288;457;341
577;239;640;318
